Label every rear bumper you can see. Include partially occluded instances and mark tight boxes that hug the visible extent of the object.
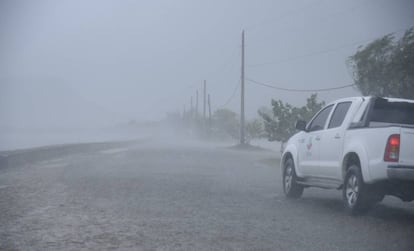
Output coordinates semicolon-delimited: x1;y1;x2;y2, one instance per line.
387;165;414;180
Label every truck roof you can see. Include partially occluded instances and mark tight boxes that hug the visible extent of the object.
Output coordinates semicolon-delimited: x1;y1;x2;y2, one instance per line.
327;96;414;106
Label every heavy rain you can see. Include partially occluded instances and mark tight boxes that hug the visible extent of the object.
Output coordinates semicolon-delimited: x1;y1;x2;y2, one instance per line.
1;1;414;250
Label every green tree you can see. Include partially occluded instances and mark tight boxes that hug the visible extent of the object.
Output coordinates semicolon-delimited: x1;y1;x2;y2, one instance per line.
348;27;414;98
258;94;325;143
246;118;264;141
300;93;326;122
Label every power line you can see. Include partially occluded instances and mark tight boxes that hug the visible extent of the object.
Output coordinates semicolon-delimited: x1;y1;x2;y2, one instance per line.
248;42;360;67
205;46;239;80
245;0;326;32
219;80;240;108
245;0;375;47
251;0;387;34
248;28;409;68
246;77;356;92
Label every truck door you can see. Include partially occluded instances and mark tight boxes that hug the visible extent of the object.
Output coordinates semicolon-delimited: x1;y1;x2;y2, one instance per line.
297;105;334;176
319;102;352;179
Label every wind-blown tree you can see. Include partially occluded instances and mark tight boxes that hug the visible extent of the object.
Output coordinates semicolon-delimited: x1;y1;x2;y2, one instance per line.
298;93;326;122
245;118;264;142
258;94;325;145
348;27;414;98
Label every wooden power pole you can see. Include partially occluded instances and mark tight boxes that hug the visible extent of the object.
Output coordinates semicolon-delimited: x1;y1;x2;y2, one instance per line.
191;96;193;118
203;80;207;122
240;30;246;145
208;93;212;128
196;90;199;117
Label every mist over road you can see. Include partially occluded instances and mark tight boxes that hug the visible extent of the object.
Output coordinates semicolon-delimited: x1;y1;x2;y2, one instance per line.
1;140;413;250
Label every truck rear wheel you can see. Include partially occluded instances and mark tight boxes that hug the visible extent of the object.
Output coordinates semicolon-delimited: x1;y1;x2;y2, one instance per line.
283;158;304;199
343;165;376;215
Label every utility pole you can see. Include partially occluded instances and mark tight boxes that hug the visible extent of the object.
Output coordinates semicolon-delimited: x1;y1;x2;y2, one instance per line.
240;30;246;145
196;90;199;117
208;93;212;129
191;96;194;118
203;80;207;122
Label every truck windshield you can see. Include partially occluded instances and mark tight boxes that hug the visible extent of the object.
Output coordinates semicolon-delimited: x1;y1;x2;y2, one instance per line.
370;98;414;125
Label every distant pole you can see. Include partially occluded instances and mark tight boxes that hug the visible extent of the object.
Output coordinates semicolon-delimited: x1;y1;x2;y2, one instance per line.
191;96;194;118
203;80;207;122
208;93;212;128
196;90;199;116
240;30;246;145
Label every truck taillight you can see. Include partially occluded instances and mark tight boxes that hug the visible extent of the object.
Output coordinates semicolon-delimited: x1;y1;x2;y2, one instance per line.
384;134;400;162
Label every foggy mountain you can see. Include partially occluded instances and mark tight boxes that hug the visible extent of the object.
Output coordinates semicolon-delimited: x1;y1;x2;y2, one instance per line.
0;77;124;129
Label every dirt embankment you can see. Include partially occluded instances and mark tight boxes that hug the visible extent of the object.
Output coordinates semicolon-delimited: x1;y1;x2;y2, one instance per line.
0;140;141;169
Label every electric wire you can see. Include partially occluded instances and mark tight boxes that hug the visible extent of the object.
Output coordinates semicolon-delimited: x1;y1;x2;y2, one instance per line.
218;80;240;108
244;0;326;32
246;77;356;92
248;28;409;68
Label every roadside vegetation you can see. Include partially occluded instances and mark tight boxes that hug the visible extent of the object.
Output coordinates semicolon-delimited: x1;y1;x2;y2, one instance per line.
348;27;414;99
166;108;265;143
162;27;414;149
258;26;414;148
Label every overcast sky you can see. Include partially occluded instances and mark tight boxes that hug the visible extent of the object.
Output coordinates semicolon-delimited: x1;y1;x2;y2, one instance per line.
1;0;413;128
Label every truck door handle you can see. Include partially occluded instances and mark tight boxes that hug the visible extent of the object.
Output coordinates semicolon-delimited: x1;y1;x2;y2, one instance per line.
315;136;321;141
334;134;341;139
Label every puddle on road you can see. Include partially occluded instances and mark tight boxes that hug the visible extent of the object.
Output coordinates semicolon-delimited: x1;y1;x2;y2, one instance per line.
99;148;129;155
37;158;68;169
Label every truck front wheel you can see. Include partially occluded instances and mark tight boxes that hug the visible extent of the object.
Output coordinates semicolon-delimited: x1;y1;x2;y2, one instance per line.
283;158;304;199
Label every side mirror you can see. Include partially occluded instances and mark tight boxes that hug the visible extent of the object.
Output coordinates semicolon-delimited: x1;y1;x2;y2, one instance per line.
295;120;307;131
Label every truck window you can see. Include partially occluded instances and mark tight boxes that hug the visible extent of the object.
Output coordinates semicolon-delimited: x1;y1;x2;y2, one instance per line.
307;105;333;132
370;98;414;125
328;102;352;129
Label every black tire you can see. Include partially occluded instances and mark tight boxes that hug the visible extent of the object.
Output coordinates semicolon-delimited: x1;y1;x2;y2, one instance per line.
283;158;304;198
343;165;377;215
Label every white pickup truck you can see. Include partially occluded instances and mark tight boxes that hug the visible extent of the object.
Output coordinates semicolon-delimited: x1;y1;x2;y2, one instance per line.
281;96;414;214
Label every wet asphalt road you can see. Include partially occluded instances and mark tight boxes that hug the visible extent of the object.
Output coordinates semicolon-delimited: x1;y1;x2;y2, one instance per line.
0;141;414;251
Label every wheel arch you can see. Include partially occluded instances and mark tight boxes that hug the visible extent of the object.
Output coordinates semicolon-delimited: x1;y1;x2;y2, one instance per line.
342;147;370;183
281;145;299;175
342;152;360;177
282;152;293;167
